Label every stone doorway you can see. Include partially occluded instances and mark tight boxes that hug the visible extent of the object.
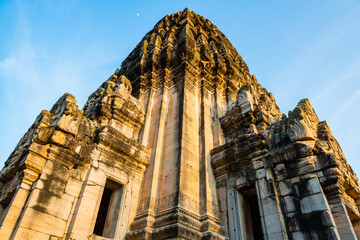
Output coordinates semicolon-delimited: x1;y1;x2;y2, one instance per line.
236;188;264;240
93;178;123;238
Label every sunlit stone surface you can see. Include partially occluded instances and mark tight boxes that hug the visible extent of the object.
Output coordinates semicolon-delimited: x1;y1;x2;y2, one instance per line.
0;8;359;240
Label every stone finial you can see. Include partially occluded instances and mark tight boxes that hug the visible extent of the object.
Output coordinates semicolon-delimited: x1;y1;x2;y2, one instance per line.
115;75;132;99
236;84;256;114
287;99;319;142
49;94;84;136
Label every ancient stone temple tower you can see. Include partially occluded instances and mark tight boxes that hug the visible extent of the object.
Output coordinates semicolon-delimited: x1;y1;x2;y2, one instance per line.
0;8;359;240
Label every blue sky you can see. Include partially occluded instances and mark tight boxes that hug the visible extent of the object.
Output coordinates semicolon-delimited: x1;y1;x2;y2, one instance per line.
1;0;359;177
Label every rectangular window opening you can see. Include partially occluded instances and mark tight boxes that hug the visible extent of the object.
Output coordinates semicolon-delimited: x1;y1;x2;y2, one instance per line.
93;178;123;238
236;188;264;240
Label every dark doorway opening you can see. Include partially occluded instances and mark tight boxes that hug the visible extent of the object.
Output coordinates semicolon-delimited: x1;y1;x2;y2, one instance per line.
93;179;123;238
237;188;264;240
248;194;264;240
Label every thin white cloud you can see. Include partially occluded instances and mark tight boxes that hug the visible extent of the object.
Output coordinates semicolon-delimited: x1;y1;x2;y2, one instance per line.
272;5;360;115
311;61;360;103
0;57;16;69
277;11;358;82
330;90;360;123
311;79;342;104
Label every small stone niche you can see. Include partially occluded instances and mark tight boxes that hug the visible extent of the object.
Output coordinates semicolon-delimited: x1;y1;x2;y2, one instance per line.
93;178;123;238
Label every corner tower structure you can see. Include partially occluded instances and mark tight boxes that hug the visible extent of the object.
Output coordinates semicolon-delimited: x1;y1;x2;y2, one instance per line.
0;8;359;240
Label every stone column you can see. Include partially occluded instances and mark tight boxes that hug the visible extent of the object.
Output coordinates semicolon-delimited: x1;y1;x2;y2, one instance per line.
329;199;357;239
290;176;341;239
256;175;288;240
225;177;241;240
66;166;106;240
0;169;38;239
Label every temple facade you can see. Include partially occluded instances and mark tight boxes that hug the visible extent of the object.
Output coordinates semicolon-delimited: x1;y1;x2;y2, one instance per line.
0;8;359;240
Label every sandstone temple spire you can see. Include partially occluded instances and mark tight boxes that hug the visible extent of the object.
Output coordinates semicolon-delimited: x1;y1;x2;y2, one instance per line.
0;8;360;240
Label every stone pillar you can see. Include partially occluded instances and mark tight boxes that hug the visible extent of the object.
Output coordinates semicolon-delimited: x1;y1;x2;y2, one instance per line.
354;198;360;239
178;79;201;214
0;149;48;240
225;177;241;240
129;75;225;238
199;83;222;233
9;150;88;240
289;177;341;239
129;83;177;236
0;171;35;239
330;200;357;239
256;176;288;240
66;166;106;240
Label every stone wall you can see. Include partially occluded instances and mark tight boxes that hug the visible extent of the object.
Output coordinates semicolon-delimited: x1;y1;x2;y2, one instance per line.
0;76;150;240
0;8;359;240
211;86;360;239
